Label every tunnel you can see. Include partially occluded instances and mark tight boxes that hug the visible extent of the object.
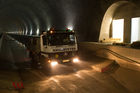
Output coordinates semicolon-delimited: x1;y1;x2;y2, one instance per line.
0;0;53;35
0;0;140;93
1;0;140;42
0;0;106;42
0;0;81;40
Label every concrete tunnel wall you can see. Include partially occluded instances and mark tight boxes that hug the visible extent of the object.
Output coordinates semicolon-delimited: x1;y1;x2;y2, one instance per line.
0;34;30;63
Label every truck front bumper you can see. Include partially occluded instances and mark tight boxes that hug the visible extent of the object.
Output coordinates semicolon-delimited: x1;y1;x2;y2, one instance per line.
48;57;79;66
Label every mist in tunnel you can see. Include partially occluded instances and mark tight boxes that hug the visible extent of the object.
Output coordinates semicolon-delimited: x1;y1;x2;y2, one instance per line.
0;0;104;41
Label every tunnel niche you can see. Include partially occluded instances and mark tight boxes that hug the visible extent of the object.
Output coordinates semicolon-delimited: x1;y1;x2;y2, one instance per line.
99;1;140;43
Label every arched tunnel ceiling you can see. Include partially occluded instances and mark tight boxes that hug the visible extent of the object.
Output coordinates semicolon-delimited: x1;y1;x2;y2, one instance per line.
0;0;140;41
0;0;81;34
0;0;52;35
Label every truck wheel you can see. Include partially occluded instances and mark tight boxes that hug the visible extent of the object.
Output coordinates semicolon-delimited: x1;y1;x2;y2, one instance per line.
39;55;51;74
30;53;41;69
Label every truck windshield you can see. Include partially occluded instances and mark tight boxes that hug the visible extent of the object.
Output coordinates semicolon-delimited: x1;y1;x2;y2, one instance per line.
48;33;76;46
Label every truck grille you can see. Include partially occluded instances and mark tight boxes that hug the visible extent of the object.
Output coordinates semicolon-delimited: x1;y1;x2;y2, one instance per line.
53;48;76;52
49;52;75;59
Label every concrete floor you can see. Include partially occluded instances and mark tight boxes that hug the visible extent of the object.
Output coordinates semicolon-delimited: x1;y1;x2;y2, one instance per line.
1;61;140;93
0;34;140;93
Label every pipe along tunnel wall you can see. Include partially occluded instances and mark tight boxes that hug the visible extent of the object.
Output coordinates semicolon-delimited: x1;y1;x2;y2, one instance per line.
79;42;140;72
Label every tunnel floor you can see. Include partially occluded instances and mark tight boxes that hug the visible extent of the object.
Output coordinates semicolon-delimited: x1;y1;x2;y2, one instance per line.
1;62;140;93
0;34;140;93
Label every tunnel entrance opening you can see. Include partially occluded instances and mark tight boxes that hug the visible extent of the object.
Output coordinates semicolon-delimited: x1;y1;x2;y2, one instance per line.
131;17;140;43
99;1;140;44
112;19;124;42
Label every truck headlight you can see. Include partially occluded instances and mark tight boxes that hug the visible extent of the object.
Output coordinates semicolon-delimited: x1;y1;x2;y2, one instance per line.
50;61;58;66
73;58;79;63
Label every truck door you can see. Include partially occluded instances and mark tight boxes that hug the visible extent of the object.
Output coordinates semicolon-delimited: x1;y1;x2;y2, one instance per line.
41;35;48;53
42;35;48;48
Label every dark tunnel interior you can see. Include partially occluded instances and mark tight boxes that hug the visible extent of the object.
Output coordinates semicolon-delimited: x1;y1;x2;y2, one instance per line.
0;0;105;42
1;1;140;93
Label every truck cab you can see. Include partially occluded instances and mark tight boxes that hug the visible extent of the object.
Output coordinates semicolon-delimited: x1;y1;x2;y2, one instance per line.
39;29;79;66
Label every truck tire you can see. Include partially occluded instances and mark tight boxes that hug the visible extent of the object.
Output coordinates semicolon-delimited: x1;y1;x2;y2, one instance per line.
30;52;41;69
39;55;51;70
